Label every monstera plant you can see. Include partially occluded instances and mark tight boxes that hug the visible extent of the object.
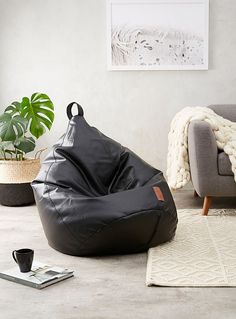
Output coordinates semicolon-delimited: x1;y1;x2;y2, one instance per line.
0;93;54;206
0;93;54;160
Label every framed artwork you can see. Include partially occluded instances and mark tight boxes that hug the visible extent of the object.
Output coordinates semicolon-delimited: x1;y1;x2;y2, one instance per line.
107;0;209;70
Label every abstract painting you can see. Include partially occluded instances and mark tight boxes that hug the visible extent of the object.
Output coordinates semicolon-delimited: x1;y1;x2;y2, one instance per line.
107;0;209;70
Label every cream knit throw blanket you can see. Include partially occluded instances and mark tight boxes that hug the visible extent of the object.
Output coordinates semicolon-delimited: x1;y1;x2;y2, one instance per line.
167;107;236;190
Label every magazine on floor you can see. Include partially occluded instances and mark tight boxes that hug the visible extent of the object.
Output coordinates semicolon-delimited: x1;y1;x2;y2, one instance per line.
0;262;74;289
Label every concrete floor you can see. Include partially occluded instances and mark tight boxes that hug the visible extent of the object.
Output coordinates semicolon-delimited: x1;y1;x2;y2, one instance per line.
0;190;236;319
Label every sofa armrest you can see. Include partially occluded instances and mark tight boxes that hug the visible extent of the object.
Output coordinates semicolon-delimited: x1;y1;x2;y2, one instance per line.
188;120;218;196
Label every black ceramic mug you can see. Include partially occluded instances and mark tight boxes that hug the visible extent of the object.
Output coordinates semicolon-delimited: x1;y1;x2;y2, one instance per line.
12;248;34;273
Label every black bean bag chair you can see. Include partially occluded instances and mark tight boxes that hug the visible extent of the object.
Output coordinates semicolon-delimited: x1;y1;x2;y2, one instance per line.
32;103;177;256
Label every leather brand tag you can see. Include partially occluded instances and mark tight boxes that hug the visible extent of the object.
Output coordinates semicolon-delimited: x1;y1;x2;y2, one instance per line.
153;186;165;202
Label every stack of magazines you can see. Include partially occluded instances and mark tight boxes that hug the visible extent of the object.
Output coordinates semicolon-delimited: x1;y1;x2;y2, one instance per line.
0;262;74;289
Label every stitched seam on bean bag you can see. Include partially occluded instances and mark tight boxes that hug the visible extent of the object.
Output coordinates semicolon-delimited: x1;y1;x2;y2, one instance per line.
44;119;82;243
79;208;162;249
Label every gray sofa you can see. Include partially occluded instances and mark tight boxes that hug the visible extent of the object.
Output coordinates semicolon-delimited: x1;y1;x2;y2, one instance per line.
188;105;236;215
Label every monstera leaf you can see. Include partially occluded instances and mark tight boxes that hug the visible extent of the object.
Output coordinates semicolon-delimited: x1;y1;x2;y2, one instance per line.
0;113;27;141
14;136;36;153
21;93;54;139
4;101;22;115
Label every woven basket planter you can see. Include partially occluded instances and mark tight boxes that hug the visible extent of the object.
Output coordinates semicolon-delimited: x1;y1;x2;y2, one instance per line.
0;158;40;206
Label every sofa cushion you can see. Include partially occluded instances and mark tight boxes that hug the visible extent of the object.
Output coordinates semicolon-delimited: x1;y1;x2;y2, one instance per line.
218;152;233;176
208;105;236;122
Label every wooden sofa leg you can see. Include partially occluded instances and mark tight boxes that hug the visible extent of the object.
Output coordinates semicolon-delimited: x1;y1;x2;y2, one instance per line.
202;196;212;216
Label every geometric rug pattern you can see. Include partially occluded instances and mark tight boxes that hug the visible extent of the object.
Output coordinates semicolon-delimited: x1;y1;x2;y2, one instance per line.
146;209;236;286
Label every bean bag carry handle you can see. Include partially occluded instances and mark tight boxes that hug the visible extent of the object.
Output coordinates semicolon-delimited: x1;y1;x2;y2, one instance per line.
67;102;84;119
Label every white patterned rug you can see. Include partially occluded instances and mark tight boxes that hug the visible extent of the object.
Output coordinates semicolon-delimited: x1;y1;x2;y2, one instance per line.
146;209;236;287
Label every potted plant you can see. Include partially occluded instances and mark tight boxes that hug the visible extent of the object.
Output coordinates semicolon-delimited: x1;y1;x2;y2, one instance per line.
0;93;54;206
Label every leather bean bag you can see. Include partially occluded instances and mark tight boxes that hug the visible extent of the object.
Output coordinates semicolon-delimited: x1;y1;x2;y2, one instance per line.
32;103;178;256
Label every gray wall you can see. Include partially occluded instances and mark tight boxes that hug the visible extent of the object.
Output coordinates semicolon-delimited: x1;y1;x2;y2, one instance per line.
0;0;236;172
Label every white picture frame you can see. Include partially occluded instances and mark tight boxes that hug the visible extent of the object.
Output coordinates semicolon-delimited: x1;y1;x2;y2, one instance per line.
107;0;209;70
